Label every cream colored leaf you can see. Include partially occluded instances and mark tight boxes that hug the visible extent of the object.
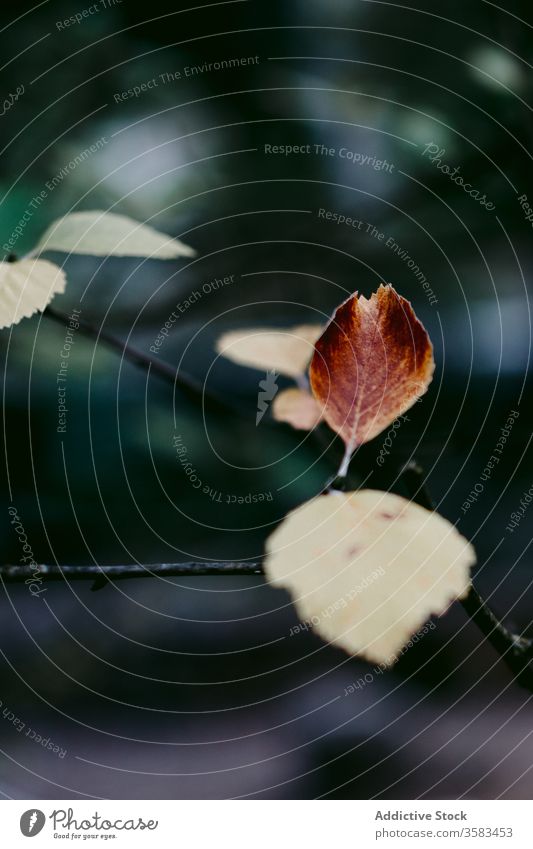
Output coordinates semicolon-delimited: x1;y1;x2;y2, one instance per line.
272;387;323;430
0;259;66;329
216;324;323;378
265;490;474;665
35;211;195;258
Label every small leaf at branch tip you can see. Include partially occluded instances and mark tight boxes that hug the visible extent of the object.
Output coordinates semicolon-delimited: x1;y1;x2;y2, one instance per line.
216;323;323;378
264;489;475;665
272;387;324;430
0;259;66;329
34;211;195;259
309;284;435;454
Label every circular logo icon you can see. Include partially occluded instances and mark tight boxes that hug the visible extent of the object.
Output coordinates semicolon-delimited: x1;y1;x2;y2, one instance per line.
20;810;46;837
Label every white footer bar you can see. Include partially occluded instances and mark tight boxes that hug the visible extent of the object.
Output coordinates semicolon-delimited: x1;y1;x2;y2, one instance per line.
1;800;530;847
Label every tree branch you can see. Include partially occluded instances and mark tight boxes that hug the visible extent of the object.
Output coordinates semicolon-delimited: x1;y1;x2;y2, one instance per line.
44;305;232;415
5;463;533;687
400;461;533;688
0;562;263;592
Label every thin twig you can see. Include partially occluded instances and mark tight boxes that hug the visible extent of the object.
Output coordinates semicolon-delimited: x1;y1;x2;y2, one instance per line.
400;461;533;688
0;562;263;592
461;586;533;689
44;305;232;414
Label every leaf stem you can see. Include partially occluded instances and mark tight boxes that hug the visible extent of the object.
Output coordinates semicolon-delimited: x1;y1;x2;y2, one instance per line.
337;443;353;480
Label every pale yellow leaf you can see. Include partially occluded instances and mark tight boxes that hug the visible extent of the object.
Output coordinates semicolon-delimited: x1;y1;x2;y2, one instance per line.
272;387;323;430
216;324;323;378
0;259;66;329
265;490;474;665
35;211;195;259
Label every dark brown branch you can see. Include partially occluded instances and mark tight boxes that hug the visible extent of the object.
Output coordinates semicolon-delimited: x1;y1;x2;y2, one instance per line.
400;461;533;688
44;305;232;415
0;562;263;592
461;586;533;689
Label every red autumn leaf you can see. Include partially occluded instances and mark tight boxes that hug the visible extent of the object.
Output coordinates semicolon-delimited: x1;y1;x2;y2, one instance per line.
309;285;434;466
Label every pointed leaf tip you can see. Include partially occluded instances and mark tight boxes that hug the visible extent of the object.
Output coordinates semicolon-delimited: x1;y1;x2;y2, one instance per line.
309;285;434;452
35;211;195;259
